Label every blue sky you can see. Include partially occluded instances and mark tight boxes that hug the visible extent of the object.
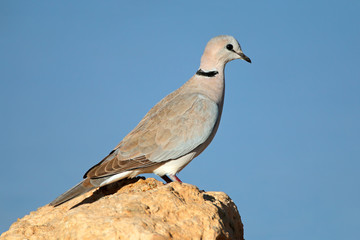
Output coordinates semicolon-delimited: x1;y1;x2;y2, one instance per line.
1;1;360;239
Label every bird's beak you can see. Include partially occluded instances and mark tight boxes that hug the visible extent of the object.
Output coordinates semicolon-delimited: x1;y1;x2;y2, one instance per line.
238;52;251;63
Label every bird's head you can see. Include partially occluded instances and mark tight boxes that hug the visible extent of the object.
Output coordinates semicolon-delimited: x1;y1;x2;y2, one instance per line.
200;35;251;71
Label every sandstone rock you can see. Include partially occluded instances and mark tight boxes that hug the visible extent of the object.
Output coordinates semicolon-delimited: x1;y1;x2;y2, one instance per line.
1;177;244;240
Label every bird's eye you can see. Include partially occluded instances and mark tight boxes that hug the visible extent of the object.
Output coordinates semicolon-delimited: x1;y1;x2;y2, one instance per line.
226;44;233;51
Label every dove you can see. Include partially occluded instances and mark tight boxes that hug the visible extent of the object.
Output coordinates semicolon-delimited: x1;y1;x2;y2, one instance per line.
50;35;251;206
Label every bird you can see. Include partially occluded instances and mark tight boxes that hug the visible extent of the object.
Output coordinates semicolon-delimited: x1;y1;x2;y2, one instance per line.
49;35;251;206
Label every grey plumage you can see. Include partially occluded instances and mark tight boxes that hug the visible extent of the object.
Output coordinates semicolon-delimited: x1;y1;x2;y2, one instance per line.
49;35;251;206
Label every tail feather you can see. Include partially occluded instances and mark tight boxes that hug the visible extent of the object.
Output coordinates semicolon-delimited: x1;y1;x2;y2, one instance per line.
49;180;95;206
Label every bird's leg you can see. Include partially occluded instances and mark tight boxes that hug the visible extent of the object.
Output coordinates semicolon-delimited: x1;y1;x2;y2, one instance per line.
169;174;183;183
161;175;173;183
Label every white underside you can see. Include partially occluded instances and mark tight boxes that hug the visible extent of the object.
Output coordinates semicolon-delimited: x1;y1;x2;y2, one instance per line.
153;152;196;176
90;152;196;187
92;171;133;187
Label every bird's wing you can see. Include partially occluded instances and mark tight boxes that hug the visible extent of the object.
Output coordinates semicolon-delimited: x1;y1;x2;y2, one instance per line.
85;93;219;179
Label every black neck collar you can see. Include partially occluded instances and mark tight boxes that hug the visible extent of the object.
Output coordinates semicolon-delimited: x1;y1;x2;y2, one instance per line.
196;69;219;77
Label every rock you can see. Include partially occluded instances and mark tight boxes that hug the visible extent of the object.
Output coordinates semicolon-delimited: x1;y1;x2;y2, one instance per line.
1;177;244;240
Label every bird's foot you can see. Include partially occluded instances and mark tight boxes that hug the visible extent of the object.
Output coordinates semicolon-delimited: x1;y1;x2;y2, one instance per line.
169;174;182;183
161;175;172;183
160;174;183;183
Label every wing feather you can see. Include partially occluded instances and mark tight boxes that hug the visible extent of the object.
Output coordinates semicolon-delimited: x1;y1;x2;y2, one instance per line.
85;93;218;179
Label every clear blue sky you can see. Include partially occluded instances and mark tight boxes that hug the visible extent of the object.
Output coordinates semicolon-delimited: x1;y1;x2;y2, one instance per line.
1;1;359;239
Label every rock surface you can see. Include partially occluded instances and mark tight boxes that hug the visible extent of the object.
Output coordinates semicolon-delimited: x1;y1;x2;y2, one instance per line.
1;177;244;240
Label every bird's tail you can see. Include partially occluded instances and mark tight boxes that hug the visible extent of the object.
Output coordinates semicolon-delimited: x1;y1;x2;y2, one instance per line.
49;179;95;207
